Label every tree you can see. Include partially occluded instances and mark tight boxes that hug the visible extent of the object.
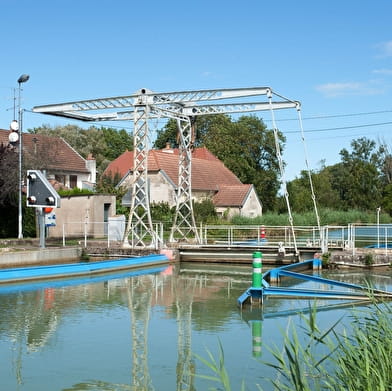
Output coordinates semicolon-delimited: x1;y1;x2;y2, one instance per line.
287;165;340;212
29;125;133;176
0;143;36;238
331;137;383;210
154;115;284;211
0;143;18;206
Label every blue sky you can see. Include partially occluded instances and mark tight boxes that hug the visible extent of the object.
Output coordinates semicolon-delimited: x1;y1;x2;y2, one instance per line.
1;0;392;179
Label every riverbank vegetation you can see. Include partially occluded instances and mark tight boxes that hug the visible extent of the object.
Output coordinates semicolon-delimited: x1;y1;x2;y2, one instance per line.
2;115;392;238
195;300;392;390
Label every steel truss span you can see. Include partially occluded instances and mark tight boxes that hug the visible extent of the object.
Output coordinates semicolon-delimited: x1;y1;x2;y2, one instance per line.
33;87;302;249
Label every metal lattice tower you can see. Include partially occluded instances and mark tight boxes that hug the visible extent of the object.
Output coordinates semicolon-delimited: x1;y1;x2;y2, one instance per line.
123;102;156;248
170;116;200;243
33;87;301;248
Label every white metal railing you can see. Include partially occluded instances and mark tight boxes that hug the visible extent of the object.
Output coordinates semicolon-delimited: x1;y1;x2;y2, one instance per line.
199;224;366;253
59;221;164;249
55;222;392;253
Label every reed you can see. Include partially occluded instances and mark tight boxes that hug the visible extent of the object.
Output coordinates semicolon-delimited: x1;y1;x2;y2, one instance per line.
231;208;392;226
194;300;392;390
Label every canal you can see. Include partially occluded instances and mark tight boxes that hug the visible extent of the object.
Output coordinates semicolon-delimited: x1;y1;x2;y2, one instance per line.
0;261;391;390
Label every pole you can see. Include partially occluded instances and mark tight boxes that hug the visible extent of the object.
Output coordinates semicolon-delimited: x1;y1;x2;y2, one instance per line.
16;74;29;239
39;208;45;248
377;207;381;248
17;90;23;239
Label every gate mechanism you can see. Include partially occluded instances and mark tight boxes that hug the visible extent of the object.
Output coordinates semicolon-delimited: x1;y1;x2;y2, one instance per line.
33;87;301;249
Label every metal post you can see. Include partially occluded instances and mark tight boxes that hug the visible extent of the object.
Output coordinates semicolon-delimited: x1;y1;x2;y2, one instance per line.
17;74;29;239
377;207;381;248
39;208;45;248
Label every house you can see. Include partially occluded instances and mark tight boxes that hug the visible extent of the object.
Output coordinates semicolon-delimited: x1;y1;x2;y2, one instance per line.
104;145;262;218
1;129;116;239
0;129;96;189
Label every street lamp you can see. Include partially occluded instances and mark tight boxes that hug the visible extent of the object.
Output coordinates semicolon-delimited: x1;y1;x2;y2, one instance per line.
17;74;29;239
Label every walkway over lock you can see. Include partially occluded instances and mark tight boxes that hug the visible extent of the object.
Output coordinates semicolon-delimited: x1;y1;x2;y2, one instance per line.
237;258;392;307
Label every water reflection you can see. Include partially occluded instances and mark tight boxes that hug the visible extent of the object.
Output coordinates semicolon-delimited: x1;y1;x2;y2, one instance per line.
0;263;390;391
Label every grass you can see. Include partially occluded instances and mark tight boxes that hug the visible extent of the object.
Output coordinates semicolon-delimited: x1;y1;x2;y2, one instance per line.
194;300;392;390
231;208;392;226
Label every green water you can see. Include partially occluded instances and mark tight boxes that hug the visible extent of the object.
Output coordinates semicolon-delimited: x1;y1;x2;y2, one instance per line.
0;262;391;390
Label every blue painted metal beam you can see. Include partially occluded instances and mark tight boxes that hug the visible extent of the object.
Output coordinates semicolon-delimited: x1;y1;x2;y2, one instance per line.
237;258;392;307
0;254;169;284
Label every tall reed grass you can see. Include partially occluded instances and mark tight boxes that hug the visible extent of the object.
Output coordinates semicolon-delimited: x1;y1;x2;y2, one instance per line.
195;300;392;390
231;208;392;226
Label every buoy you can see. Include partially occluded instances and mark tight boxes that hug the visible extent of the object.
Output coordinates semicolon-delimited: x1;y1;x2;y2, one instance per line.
252;251;263;288
260;226;266;241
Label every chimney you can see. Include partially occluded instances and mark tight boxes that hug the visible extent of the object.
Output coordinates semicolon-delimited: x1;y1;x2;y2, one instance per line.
162;142;174;153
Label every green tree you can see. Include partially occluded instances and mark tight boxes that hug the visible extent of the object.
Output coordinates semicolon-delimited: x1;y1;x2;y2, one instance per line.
154;119;178;149
29;125;133;176
287;165;340;212
154;115;284;211
331;137;383;210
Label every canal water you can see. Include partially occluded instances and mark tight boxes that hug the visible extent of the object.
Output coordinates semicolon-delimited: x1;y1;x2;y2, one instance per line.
0;261;391;391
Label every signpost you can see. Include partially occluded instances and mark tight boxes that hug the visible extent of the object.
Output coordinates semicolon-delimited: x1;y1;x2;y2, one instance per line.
26;170;61;248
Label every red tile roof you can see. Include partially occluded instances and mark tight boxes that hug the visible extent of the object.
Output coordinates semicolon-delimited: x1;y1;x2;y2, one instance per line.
0;129;89;173
104;147;242;190
213;184;252;206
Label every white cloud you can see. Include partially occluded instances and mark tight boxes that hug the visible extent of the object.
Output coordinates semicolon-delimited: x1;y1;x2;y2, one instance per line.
373;68;392;75
375;41;392;57
316;81;384;97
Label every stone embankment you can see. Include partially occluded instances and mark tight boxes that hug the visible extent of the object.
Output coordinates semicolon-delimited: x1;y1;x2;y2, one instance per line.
329;248;392;268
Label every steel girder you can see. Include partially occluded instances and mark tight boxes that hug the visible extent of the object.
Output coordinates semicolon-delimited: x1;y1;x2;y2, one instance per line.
33;87;300;248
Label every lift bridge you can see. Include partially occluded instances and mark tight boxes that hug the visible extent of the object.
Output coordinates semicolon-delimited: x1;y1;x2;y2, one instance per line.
33;87;317;250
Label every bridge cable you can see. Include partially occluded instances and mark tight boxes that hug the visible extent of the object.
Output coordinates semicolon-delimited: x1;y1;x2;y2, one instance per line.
296;107;321;231
268;91;299;257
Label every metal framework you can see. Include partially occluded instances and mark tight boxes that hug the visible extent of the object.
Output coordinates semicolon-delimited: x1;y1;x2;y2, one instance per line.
33;87;300;248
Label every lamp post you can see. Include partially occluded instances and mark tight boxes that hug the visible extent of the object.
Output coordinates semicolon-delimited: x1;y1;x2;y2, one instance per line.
17;74;29;239
377;207;381;248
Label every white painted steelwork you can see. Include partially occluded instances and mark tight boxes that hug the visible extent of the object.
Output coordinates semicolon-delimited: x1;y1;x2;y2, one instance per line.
33;87;301;248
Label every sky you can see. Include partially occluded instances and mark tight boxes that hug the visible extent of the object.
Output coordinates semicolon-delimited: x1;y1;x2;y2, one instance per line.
1;0;392;180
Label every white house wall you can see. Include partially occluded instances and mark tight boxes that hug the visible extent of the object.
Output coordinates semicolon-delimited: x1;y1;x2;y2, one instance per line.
149;172;176;206
241;187;263;217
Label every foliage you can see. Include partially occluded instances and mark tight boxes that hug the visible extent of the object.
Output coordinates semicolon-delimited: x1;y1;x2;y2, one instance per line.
150;202;174;223
194;340;246;391
0;143;18;207
330;302;392;390
195;300;392;391
329;138;384;211
29;124;133;176
364;252;374;266
286;166;340;212
58;188;94;197
96;172;129;216
193;199;217;222
0;199;36;238
231;208;392;227
154;115;285;211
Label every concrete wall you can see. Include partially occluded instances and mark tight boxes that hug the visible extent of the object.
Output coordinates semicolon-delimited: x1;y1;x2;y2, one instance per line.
47;194;116;238
0;247;81;268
